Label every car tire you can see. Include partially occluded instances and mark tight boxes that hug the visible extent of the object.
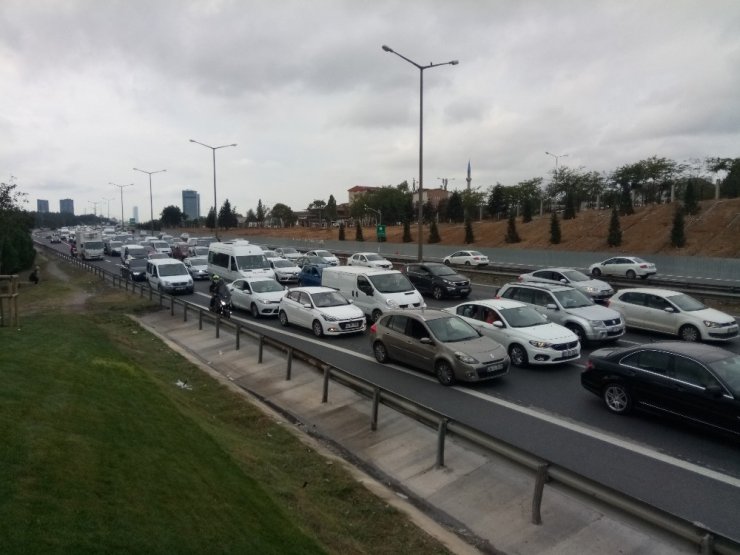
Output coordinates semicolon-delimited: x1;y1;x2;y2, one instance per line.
373;341;390;363
465;261;471;266
371;309;383;323
443;259;450;266
626;270;637;279
566;324;586;346
679;324;700;342
432;286;444;300
278;310;289;327
312;320;323;337
250;303;260;318
591;268;602;277
603;383;632;414
435;360;456;386
509;344;529;367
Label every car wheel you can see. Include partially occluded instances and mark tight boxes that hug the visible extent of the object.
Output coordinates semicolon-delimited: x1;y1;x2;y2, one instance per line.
443;259;451;266
465;261;471;266
603;383;632;414
371;309;383;323
157;284;163;292
509;344;529;368
278;310;289;327
679;324;700;342
312;320;324;337
435;360;456;386
432;286;444;300
591;268;602;277
639;274;649;280
626;269;637;279
250;303;260;318
373;341;390;363
566;324;586;346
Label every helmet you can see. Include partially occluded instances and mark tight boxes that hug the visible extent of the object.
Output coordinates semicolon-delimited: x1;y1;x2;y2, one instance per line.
212;274;220;281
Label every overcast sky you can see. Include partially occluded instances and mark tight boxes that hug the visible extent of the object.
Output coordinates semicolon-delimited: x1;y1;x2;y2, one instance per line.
2;0;739;221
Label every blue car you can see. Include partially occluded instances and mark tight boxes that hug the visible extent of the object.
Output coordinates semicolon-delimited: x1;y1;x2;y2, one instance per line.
299;264;325;287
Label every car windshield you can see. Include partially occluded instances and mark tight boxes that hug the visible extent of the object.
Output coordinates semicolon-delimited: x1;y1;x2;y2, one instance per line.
129;259;147;270
235;254;269;270
272;259;294;268
632;257;647;263
281;248;298;254
109;241;122;248
369;273;413;293
85;241;104;249
193;247;208;256
553;288;593;308
427;316;479;342
251;280;284;293
189;257;207;266
667;293;706;311
311;291;349;307
429;265;457;276
127;247;147;258
159;264;188;277
314;250;332;257
499;306;547;327
365;254;385;261
153;241;169;249
561;270;589;282
708;355;740;396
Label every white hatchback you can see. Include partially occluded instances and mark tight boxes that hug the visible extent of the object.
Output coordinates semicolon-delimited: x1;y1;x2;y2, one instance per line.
607;288;739;342
444;299;580;367
347;252;393;269
305;249;339;266
443;250;489;267
228;277;286;318
278;286;366;337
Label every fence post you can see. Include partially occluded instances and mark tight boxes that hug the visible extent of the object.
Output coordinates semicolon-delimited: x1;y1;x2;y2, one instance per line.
235;324;240;350
183;304;188;322
258;335;264;363
159;291;163;307
198;309;203;330
531;463;549;525
148;286;152;301
286;348;293;380
436;418;448;468
322;365;330;403
215;315;220;338
371;387;381;431
170;296;175;316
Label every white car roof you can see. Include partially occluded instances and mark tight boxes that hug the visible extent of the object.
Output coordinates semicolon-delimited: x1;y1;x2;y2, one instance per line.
614;287;682;297
461;298;527;310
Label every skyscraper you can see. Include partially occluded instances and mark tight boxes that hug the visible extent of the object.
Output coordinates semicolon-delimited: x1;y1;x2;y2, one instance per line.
182;189;200;220
37;199;49;213
60;198;74;214
133;206;139;223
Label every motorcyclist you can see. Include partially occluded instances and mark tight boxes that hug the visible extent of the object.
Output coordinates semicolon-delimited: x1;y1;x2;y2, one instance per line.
209;274;229;311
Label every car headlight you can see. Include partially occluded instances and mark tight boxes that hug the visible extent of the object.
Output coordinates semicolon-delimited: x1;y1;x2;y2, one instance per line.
590;319;607;328
583;286;597;293
320;312;339;322
703;320;722;328
454;351;478;364
386;298;399;308
529;340;553;349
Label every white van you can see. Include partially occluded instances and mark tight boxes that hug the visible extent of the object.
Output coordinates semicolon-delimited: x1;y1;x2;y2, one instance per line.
321;266;425;322
146;258;194;294
207;240;275;281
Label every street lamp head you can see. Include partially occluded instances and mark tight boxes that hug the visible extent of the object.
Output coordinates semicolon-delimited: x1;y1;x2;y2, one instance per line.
450;60;459;65
382;45;392;52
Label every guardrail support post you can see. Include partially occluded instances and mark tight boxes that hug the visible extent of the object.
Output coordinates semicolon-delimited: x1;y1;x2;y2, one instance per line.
198;309;203;330
215;315;220;338
700;533;714;555
436;418;448;468
258;336;264;363
322;366;330;403
183;304;188;322
531;463;549;525
170;296;175;316
158;291;163;307
371;388;380;431
235;324;241;350
148;286;152;301
286;348;293;380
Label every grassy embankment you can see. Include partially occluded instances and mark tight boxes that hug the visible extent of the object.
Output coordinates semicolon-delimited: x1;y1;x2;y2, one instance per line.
0;254;449;554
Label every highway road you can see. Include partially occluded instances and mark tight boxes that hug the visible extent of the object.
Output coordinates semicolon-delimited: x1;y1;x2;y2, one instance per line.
45;240;740;542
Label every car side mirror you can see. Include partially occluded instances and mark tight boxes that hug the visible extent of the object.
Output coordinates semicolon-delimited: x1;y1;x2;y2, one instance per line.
560;279;567;284
546;303;559;310
664;307;675;313
705;384;723;398
493;321;504;328
419;337;433;345
303;303;312;309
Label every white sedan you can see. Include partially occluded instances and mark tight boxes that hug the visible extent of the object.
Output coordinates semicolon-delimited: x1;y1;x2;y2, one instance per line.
589;256;656;279
443;250;489;267
347;252;393;269
443;298;580;367
607;288;739;342
227;277;286;318
278;286;366;337
304;249;339;265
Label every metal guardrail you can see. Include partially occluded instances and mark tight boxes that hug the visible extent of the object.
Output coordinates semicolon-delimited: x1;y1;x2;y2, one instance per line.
38;243;740;554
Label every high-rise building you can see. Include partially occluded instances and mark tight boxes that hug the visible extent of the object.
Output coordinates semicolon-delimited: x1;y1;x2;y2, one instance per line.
133;206;139;223
37;199;49;213
60;198;74;214
182;189;201;220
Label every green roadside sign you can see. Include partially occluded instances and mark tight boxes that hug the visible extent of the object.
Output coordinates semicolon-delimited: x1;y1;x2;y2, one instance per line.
376;224;386;242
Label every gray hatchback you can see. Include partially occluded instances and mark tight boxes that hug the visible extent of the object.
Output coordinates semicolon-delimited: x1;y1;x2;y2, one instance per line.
369;308;509;385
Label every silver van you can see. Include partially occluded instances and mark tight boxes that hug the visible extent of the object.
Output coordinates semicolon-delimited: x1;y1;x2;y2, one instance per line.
146;258;194;294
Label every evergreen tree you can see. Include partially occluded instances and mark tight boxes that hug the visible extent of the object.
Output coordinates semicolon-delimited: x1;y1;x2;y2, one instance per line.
325;194;338;221
464;217;474;244
402;220;412;242
683;181;700;215
205;207;216;229
671;205;686;248
217;199;237;229
446;191;465;223
550;211;561;244
256;199;266;224
505;213;521;243
338;223;345;241
521;198;533;223
355;221;364;241
563;192;576;220
619;187;634;215
607;207;622;247
428;220;441;243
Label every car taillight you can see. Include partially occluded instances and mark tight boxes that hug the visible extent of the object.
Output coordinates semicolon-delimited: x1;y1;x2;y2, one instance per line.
586;360;594;370
369;323;377;334
517;276;523;281
640;264;647;268
606;299;611;307
473;257;480;260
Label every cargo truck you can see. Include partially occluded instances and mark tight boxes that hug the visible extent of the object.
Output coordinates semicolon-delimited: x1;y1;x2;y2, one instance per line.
77;230;105;260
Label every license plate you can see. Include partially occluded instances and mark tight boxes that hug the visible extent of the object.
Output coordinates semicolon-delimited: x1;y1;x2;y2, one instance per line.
345;322;360;329
564;349;578;357
486;363;503;372
460;288;470;293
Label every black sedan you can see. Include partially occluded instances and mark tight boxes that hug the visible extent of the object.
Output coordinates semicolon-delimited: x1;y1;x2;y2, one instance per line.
403;262;471;300
120;258;148;282
581;341;740;437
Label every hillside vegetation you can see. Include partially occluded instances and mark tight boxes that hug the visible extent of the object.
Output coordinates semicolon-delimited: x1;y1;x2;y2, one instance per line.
219;198;740;258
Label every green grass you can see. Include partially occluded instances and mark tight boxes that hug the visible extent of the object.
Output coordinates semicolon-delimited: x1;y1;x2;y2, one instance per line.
0;254;450;554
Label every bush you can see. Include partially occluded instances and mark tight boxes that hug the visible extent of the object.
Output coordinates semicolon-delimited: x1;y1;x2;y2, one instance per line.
402;220;412;243
464;218;475;244
428;220;440;243
354;222;364;242
550;212;561;244
607;207;622;247
338;223;345;241
505;213;520;243
671;205;686;248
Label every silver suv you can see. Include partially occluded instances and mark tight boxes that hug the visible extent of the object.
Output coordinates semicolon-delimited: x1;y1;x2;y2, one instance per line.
497;282;624;344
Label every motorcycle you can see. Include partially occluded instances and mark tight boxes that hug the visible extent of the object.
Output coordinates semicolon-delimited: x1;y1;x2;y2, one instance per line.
209;292;232;319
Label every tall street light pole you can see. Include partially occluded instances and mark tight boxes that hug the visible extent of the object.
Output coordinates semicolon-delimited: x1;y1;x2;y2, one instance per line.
189;139;237;235
102;197;114;220
88;200;101;218
544;152;568;215
133;168;167;236
382;45;458;262
110;182;133;229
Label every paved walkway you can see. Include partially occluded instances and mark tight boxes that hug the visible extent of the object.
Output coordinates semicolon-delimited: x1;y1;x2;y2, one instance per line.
136;309;696;555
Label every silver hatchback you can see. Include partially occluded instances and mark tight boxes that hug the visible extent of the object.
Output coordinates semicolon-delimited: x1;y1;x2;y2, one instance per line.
369;309;509;385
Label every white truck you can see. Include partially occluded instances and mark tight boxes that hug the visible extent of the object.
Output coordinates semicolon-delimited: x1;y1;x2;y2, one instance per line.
77;230;105;260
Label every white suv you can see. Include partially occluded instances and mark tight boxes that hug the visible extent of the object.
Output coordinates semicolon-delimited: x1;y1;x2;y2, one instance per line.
278;286;366;337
